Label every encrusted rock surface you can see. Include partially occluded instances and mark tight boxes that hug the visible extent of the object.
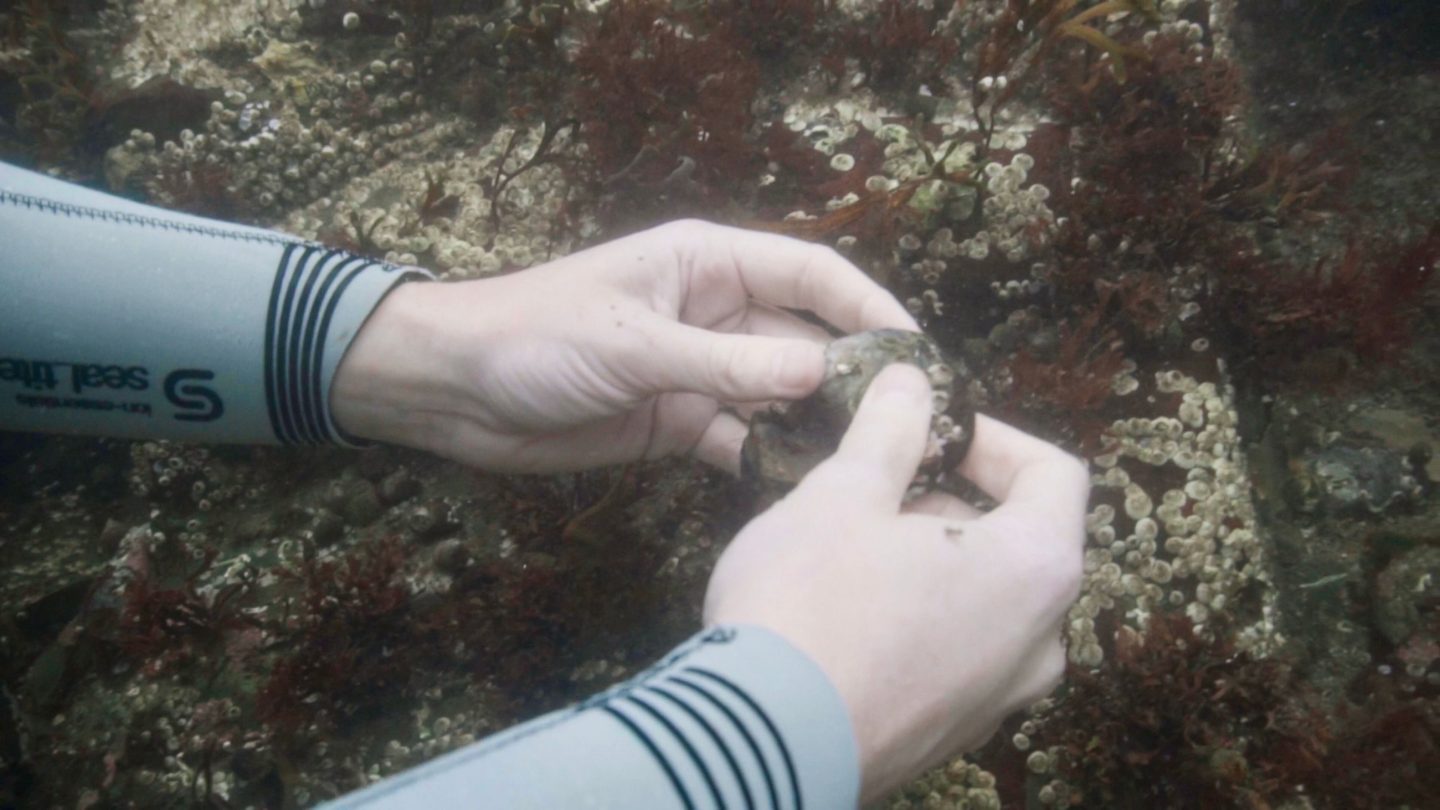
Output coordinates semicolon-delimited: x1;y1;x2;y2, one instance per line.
2;0;1438;807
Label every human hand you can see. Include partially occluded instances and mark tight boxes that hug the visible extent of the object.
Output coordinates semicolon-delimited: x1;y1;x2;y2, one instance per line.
703;365;1088;804
331;219;916;473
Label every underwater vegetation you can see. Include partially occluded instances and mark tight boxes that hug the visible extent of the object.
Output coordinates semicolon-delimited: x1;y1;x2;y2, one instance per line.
572;0;762;185
1025;613;1330;808
1;0;1438;807
256;537;414;737
1;0;96;169
994;612;1440;809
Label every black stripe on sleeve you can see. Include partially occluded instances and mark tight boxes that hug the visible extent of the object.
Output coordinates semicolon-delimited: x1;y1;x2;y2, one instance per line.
649;684;757;810
277;246;320;443
263;244;298;444
308;259;386;443
685;667;803;810
601;704;696;810
288;248;337;443
670;675;779;810
299;252;367;443
266;246;389;445
624;693;726;809
266;245;319;444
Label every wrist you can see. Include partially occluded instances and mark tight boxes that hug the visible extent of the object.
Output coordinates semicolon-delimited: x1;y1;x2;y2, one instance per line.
330;279;461;453
726;619;898;804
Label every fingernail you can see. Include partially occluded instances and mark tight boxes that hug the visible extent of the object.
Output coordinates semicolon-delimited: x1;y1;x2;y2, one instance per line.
773;342;823;391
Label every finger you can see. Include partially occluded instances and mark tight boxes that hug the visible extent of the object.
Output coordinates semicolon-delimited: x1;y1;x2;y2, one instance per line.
640;318;826;402
695;223;920;333
691;409;749;474
963;413;1090;539
740;301;835;345
438;413;646;473
794;364;932;512
1013;640;1068;705
714;303;830;415
903;491;985;521
723;304;829;417
733;402;766;420
959;414;1084;501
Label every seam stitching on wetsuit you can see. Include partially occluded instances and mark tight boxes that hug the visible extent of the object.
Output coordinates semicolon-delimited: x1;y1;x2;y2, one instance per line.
0;188;315;248
578;626;738;703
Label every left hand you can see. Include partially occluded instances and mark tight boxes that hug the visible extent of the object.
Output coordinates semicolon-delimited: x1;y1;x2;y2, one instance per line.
331;219;917;473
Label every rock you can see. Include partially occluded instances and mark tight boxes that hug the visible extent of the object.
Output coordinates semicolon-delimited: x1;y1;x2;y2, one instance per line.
741;330;975;497
104;141;152;193
1288;443;1427;515
354;450;392;482
252;40;328;89
229;746;275;782
85;77;219;155
97;518;128;556
405;501;456;542
340;483;385;527
319;480;350;512
309;509;345;547
433;538;472;576
13;578;96;643
378;470;421;505
1350;406;1440;482
230;511;279;546
987;321;1019;352
1373;545;1440;647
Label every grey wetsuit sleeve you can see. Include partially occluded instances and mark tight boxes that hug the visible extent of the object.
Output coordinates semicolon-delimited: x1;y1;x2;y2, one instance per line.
322;626;861;810
0;161;432;446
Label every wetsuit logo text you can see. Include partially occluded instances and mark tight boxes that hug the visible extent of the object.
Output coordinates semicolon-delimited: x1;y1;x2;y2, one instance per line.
164;369;225;422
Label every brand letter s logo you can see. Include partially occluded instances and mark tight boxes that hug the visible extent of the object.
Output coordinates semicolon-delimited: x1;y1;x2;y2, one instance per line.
164;369;225;423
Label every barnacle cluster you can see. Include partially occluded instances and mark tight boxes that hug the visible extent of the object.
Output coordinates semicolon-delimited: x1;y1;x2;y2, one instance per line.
126;440;248;513
1069;369;1274;670
886;757;1002;810
92;2;577;280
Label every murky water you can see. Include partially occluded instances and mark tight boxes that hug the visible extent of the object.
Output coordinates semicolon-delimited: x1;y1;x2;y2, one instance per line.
2;2;1436;807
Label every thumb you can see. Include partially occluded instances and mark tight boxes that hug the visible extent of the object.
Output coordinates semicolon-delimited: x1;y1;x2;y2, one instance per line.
642;319;825;402
795;363;933;511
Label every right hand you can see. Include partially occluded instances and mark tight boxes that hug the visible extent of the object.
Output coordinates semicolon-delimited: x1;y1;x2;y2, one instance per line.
703;364;1089;804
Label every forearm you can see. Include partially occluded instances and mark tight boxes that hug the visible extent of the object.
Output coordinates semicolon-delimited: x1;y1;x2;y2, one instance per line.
0;161;430;445
322;626;860;809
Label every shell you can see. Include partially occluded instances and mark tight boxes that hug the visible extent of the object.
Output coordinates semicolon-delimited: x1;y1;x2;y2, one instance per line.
741;329;976;496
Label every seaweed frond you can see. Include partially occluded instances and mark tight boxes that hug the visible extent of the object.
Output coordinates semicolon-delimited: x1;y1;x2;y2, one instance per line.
1052;0;1159;84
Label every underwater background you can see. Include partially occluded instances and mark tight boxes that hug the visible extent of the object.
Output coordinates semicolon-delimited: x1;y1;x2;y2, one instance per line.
1;1;1437;807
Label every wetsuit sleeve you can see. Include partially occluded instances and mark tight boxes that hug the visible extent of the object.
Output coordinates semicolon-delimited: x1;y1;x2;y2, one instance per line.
323;626;861;810
0;161;432;446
